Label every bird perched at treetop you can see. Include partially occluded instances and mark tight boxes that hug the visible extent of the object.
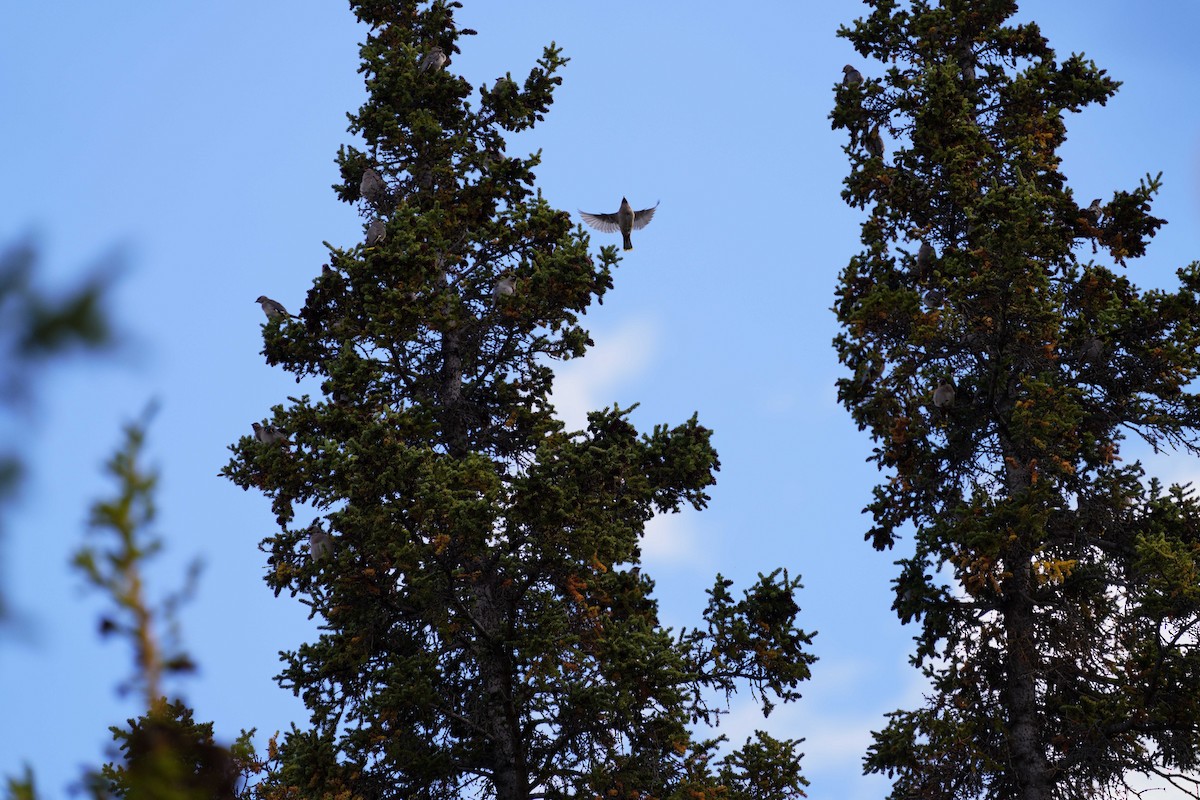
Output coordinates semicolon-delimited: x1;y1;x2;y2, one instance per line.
1082;198;1103;226
579;197;659;251
419;46;447;73
842;64;863;86
256;295;297;320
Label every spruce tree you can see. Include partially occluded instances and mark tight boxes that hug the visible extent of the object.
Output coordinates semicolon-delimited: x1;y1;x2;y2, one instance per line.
224;2;814;798
834;2;1200;798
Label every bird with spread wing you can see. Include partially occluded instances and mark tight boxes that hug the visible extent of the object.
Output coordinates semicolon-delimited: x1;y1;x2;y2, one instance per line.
579;197;659;251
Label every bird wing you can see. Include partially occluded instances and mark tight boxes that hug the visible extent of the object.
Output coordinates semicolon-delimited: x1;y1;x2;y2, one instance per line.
578;210;621;233
631;201;660;230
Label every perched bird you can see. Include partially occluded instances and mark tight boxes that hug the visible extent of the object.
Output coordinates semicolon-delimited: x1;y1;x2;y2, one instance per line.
959;52;977;83
360;167;387;203
308;524;334;562
256;295;296;320
842;64;864;87
932;382;956;410
579;197;659;251
856;359;884;391
1081;198;1103;226
419;46;447;73
492;276;516;302
916;242;935;275
366;218;387;246
492;75;518;96
923;288;945;310
865;126;885;159
414;165;434;192
1080;336;1105;365
482;141;507;171
252;422;289;445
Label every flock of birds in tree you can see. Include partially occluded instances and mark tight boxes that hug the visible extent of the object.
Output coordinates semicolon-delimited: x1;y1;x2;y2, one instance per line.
839;61;1112;419
250;45;661;562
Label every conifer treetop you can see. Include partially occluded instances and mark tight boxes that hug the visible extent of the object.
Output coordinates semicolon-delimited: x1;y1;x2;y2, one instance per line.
225;4;816;799
833;3;1200;798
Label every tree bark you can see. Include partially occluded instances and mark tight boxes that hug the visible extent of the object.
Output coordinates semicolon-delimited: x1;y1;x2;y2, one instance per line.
472;580;529;800
1001;435;1052;800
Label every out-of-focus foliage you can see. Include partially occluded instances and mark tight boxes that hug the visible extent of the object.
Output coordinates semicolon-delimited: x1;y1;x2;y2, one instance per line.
73;419;259;800
0;237;113;624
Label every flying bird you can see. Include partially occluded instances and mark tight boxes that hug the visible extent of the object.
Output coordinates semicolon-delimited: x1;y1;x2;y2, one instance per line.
366;219;387;246
579;197;659;251
360;167;387;203
842;64;863;86
256;295;296;320
252;422;289;445
419;46;447;73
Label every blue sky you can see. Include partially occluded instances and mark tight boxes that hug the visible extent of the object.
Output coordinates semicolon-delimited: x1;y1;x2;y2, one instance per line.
3;3;1200;798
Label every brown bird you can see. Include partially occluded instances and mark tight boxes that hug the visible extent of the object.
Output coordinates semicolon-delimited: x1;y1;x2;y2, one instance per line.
865;126;885;159
579;197;659;251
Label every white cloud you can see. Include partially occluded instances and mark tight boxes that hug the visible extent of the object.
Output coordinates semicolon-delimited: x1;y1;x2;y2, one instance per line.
548;316;659;431
641;509;709;570
699;654;931;800
548;317;711;573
